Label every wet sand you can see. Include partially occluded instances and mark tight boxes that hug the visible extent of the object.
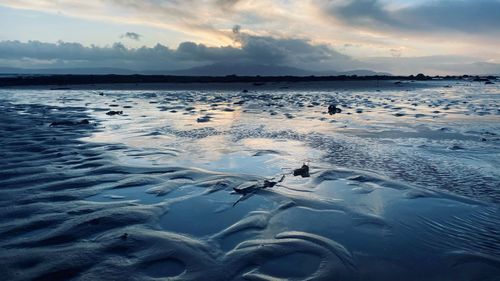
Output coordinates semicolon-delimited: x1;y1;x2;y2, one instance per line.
0;80;499;280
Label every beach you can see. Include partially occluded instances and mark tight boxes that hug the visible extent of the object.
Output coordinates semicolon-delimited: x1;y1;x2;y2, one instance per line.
0;79;499;280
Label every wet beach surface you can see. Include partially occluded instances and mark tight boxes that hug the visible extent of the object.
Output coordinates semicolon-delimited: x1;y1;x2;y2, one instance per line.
0;80;499;280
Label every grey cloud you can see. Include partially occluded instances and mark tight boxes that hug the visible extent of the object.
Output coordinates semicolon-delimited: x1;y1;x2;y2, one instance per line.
121;32;142;41
321;0;500;34
232;25;241;34
0;34;356;71
1;36;496;75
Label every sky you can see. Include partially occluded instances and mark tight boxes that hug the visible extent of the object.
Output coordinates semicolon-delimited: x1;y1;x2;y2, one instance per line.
0;0;499;75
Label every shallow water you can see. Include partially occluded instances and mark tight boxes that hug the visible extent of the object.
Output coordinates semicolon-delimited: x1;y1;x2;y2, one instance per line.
0;81;499;280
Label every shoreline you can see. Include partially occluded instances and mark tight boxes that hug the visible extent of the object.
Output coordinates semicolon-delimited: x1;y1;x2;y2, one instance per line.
1;80;445;91
1;73;496;90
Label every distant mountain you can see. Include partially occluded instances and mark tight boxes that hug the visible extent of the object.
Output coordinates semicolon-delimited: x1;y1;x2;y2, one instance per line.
150;63;312;76
148;63;390;76
0;64;390;76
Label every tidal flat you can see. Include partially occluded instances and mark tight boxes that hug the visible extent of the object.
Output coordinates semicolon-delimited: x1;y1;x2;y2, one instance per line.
0;80;499;280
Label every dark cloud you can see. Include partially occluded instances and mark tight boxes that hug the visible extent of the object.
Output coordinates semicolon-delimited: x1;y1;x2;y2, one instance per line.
321;0;500;34
121;32;142;41
0;33;356;71
232;25;241;34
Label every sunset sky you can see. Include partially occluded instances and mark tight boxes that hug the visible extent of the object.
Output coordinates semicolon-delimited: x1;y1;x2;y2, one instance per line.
1;0;499;75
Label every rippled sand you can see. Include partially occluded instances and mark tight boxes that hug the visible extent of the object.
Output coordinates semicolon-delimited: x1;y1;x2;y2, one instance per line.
0;80;499;280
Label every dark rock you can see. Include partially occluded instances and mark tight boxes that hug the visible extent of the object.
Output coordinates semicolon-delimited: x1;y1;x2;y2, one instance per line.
120;233;128;240
415;73;428;80
328;104;342;115
106;111;123;116
293;164;310;178
196;116;211;123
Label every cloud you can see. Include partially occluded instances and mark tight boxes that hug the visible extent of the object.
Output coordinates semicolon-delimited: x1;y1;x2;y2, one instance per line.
0;0;237;45
0;32;358;71
320;0;500;34
121;32;142;41
0;0;498;74
1;0;499;61
1;37;497;75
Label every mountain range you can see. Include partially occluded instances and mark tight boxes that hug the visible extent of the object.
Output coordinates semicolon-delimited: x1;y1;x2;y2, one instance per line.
0;63;390;76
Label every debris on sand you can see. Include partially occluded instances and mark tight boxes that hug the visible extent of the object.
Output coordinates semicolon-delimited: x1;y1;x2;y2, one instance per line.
106;110;123;116
293;163;310;178
233;175;285;206
233;175;285;195
328;104;342;115
50;119;90;126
